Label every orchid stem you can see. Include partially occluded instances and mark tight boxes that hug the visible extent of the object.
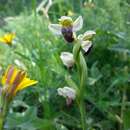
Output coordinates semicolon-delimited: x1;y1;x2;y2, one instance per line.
79;52;87;130
79;101;86;130
73;42;87;130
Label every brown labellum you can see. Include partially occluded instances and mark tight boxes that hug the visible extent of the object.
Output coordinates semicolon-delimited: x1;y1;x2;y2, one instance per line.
66;98;73;106
61;27;74;43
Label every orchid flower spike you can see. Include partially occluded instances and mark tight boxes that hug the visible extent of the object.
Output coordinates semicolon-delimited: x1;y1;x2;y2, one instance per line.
60;52;75;68
57;86;76;105
78;30;96;54
49;16;83;43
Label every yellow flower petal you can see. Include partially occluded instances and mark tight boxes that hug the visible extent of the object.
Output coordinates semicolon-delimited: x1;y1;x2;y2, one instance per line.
1;66;20;91
5;33;15;42
1;65;17;85
0;38;6;43
9;67;19;85
14;78;38;94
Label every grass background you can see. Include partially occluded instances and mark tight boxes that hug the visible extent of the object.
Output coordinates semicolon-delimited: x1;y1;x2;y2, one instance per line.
0;0;130;130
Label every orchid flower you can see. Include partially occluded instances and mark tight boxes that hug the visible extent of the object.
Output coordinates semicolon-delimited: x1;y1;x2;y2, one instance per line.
78;30;96;54
57;86;76;105
49;16;83;42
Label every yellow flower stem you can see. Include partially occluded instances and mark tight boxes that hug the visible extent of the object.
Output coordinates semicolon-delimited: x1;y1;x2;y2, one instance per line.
0;115;4;130
0;98;9;130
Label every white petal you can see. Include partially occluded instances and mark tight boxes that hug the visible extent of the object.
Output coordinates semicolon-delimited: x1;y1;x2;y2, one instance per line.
48;24;62;35
83;30;96;39
63;87;76;99
73;16;83;32
59;16;72;21
57;86;76;100
81;41;92;52
57;88;67;98
60;52;75;68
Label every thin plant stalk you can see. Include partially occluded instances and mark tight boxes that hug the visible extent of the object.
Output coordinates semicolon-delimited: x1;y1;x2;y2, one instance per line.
120;85;126;130
73;42;87;130
32;0;37;17
0;99;9;130
120;65;128;130
79;101;86;130
119;52;128;130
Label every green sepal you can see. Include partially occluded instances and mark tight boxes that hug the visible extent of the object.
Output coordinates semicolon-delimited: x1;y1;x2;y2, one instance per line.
79;52;88;97
73;42;81;62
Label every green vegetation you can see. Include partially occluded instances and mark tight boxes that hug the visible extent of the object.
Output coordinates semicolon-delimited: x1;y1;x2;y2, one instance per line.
0;0;130;130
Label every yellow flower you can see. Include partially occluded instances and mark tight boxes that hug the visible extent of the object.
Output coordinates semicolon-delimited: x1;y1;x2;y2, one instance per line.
1;65;38;98
0;33;15;45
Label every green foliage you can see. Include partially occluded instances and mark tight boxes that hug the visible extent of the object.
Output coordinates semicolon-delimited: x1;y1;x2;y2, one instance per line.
0;0;130;130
